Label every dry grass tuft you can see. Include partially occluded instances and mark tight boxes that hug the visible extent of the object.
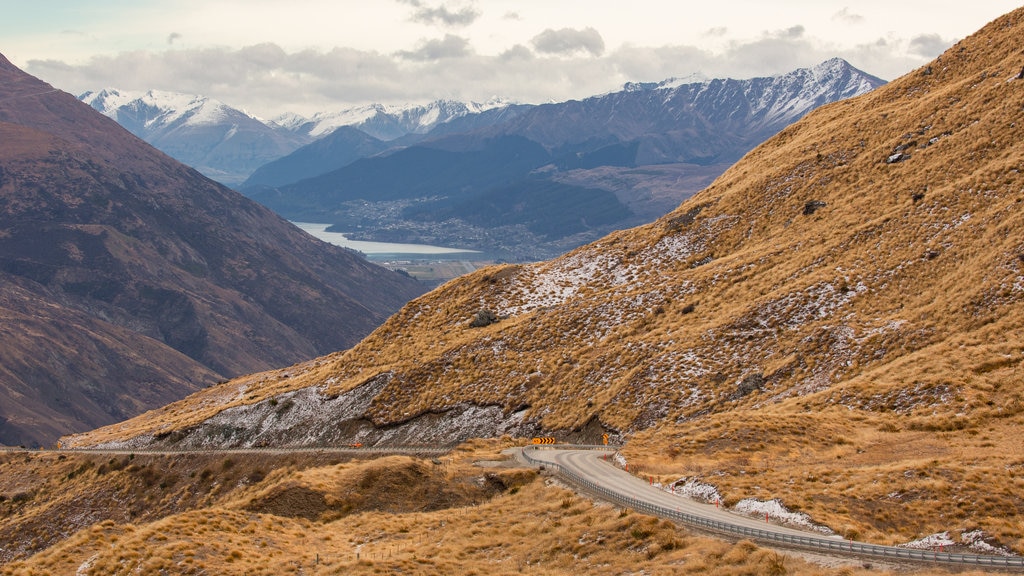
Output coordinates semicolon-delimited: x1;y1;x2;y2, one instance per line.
0;440;898;575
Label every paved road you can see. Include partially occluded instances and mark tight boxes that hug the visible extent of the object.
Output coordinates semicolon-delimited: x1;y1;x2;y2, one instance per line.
520;446;1024;571
522;447;827;538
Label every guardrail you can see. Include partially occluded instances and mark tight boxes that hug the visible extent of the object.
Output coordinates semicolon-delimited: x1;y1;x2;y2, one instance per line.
523;446;1024;571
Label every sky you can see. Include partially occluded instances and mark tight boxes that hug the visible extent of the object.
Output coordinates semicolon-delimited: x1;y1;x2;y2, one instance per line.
2;1;1020;118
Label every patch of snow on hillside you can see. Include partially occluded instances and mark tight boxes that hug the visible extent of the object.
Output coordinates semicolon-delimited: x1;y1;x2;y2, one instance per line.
960;530;1016;556
734;498;834;534
899;530;1015;555
614;452;628;468
500;251;622;315
899;531;956;549
669;477;722;503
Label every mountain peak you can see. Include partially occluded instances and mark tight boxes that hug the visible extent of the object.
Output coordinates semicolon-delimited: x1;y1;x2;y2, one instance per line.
0;51;21;73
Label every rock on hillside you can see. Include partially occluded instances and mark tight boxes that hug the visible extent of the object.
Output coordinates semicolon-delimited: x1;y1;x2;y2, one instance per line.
0;54;425;446
70;11;1024;449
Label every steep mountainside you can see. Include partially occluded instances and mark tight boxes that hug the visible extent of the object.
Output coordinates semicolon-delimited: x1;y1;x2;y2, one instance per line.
251;60;882;260
80;89;312;187
0;55;425;446
497;58;881;165
71;9;1024;552
242;126;389;188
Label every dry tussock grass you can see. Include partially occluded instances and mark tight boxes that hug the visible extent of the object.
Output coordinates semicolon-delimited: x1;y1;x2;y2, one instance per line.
3;441;908;576
60;6;1024;559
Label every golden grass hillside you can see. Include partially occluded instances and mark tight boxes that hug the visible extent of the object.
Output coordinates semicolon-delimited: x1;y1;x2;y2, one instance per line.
65;7;1024;556
1;441;908;576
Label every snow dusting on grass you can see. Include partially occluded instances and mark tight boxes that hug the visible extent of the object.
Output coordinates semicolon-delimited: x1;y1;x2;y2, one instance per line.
734;498;834;534
667;477;722;504
900;530;1017;556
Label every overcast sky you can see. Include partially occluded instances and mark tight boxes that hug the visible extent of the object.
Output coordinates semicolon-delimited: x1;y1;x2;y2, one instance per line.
2;1;1019;118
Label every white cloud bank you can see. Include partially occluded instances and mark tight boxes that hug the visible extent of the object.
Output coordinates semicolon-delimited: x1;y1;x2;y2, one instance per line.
24;31;945;118
10;1;1021;117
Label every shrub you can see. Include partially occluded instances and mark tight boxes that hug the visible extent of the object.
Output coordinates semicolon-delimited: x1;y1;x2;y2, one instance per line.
469;309;498;328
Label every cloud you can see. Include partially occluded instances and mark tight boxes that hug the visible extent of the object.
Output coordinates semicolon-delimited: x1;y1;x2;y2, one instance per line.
396;34;472;60
703;27;728;37
908;33;951;58
769;25;805;40
531;27;605;57
399;0;480;27
25;25;934;120
832;8;864;25
167;32;182;45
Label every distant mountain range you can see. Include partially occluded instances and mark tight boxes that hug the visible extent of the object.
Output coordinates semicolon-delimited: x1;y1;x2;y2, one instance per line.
1;54;425;447
82;60;883;261
243;58;884;260
276;97;519;140
80;91;525;187
80;89;312;187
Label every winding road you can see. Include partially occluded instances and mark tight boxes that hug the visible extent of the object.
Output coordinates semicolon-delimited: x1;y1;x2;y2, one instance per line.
520;446;1024;571
6;443;1021;570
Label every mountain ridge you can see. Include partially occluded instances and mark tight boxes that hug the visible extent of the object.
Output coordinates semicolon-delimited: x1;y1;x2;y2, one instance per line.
246;59;883;260
80;88;313;187
0;53;425;446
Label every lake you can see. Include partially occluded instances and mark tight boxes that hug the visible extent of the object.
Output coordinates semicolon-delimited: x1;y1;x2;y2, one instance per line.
292;222;480;260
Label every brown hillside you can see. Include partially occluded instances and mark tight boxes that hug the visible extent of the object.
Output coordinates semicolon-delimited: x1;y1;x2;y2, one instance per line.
69;8;1024;552
1;442;887;575
0;53;425;447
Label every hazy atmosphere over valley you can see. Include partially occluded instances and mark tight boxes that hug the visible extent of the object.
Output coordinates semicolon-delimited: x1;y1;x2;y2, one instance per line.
2;2;1024;575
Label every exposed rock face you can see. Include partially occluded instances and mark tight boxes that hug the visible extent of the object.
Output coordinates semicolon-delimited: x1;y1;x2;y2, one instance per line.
85;373;540;450
0;53;425;446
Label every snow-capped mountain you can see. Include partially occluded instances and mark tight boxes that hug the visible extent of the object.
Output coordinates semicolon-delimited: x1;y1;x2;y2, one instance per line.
281;97;517;141
81;90;522;185
244;59;883;261
491;58;885;165
79;89;313;186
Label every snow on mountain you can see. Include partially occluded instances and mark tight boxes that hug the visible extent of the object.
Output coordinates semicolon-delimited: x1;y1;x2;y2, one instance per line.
495;58;884;163
80;88;249;129
79;89;313;186
294;98;520;140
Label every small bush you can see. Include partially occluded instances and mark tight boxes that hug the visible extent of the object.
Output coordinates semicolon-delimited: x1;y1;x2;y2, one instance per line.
469;309;498;328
